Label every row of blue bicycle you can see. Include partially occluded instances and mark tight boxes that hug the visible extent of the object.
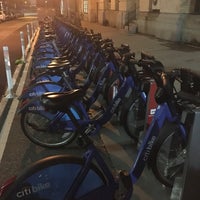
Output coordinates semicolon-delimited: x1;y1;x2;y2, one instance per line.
0;16;200;199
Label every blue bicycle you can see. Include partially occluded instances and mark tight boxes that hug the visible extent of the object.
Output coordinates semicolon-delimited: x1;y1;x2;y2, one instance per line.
0;62;194;199
19;39;113;102
30;19;90;78
18;53;148;148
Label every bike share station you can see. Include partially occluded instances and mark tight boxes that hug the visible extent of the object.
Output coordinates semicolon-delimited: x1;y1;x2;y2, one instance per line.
171;107;200;200
1;16;200;199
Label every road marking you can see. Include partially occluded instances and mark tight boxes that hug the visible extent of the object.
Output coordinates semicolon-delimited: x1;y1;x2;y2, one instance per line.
0;28;39;163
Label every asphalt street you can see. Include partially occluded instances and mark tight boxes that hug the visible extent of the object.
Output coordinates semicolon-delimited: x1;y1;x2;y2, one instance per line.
0;17;32;99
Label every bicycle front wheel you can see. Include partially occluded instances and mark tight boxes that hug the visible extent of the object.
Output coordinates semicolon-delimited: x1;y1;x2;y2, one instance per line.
20;112;77;148
151;122;186;187
2;155;113;200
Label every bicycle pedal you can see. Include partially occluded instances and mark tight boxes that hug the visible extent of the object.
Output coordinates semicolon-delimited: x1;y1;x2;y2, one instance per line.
92;109;104;120
119;170;132;190
115;170;132;199
90;104;105;112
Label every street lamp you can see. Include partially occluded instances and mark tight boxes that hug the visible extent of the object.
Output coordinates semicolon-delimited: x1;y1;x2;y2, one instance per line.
44;0;48;9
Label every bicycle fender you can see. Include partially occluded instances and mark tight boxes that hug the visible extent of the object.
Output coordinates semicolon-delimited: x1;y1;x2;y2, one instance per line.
18;81;64;100
17;97;45;114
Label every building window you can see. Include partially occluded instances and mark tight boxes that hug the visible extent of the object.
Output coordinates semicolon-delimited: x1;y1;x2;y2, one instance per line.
194;0;200;13
107;0;111;10
83;0;88;13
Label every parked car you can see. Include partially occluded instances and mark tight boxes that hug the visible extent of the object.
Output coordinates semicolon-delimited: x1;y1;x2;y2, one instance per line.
0;10;5;22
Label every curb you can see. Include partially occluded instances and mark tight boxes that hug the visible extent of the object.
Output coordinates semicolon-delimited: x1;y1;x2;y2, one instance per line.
0;28;39;162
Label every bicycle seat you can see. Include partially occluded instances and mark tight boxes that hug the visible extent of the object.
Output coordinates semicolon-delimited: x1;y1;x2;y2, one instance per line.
51;55;69;60
139;59;165;74
47;61;71;70
44;34;55;41
49;59;70;65
41;89;85;112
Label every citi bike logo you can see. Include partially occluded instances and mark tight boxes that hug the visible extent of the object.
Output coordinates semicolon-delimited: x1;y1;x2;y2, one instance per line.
150;108;156;115
16;182;51;198
143;136;156;161
35;65;46;69
111;97;121;114
28;105;45;111
29;91;44;97
99;77;106;88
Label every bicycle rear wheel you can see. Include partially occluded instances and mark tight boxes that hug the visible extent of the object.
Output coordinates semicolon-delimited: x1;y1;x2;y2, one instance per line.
151;122;186;187
120;94;146;141
2;155;113;200
20;111;77;148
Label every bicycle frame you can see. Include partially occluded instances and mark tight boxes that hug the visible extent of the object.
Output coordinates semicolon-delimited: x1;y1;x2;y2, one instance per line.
130;101;187;184
19;47;106;101
18;58;116;110
19;57;155;150
62;100;187;199
63;142;118;199
62;90;188;199
0;103;187;200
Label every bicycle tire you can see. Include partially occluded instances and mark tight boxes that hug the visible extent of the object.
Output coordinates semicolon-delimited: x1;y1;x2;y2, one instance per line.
150;121;186;187
20;111;77;148
2;155;112;200
120;94;146;141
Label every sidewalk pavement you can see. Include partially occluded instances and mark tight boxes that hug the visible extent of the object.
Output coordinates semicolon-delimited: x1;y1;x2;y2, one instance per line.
81;21;200;74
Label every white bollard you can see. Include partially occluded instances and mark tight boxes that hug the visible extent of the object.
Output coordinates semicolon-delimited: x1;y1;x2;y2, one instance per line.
27;24;31;49
20;31;26;62
32;22;36;37
31;22;34;39
3;46;13;99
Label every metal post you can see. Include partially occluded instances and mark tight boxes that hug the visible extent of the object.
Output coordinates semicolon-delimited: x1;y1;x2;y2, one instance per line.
32;22;36;36
27;24;31;49
20;31;26;62
31;22;34;39
3;46;13;99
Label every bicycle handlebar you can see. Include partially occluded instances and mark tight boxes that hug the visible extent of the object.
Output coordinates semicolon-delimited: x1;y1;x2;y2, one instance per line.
136;59;181;105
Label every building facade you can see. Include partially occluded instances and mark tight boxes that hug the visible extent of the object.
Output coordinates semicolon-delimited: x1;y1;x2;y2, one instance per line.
61;0;200;44
138;0;200;43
